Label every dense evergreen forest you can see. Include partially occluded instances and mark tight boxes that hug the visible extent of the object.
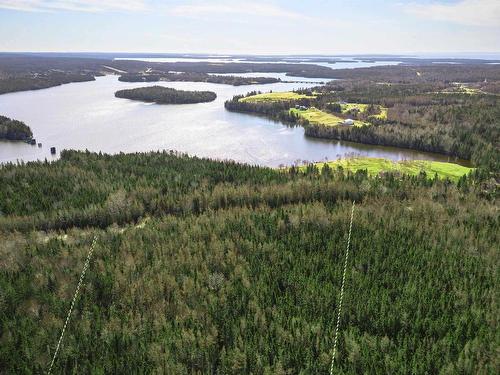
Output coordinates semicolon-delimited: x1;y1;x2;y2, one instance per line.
118;72;280;86
0;115;33;141
115;86;217;104
0;150;498;374
225;82;500;170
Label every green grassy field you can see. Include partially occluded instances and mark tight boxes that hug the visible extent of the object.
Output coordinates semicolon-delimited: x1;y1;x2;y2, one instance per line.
290;107;367;127
371;107;388;120
240;91;315;103
340;102;388;120
340;102;369;113
302;157;473;181
290;107;343;126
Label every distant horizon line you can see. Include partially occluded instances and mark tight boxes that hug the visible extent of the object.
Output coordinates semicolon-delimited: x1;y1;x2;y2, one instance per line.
1;51;500;56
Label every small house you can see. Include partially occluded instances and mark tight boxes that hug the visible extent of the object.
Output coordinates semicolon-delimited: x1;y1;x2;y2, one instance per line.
343;118;354;126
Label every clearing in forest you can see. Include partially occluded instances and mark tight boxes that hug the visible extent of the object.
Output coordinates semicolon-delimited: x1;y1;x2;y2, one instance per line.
290;107;367;127
303;157;473;181
240;91;316;103
340;102;388;120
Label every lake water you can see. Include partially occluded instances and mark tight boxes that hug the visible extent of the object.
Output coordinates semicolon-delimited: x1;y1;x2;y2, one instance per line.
0;74;461;167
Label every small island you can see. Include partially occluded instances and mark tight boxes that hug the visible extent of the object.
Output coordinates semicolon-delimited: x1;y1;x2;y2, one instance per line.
115;86;217;104
0;115;33;141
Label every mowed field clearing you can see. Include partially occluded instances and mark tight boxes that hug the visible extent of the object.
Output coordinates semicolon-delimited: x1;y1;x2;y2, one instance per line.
240;91;316;103
340;102;388;120
290;107;366;127
302;157;473;181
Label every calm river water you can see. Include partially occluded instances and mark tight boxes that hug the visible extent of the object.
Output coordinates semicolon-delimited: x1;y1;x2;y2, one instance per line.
0;73;460;166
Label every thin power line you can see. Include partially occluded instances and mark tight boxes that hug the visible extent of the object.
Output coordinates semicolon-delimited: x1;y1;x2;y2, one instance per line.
48;235;98;375
330;201;355;375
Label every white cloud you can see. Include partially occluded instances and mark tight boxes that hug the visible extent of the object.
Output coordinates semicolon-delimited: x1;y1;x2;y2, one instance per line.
0;0;148;13
0;0;327;24
405;0;500;27
169;1;310;21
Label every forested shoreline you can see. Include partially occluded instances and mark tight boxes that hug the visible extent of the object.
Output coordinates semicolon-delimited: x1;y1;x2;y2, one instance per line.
0;150;497;373
0;115;33;141
0;55;103;94
115;86;217;104
225;82;500;170
0;72;96;95
118;72;280;86
0;55;328;95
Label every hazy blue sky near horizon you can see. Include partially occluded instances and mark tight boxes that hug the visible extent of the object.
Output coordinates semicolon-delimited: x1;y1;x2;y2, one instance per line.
0;0;499;55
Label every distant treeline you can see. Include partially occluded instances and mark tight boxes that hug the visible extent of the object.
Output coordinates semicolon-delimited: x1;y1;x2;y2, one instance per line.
110;60;500;83
118;72;280;86
110;60;336;77
0;54;105;74
0;55;103;94
0;115;32;141
2;54;500;96
6;52;499;65
287;64;500;83
0;55;335;95
115;86;217;104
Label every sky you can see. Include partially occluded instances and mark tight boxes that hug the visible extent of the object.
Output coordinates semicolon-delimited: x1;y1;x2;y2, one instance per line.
0;0;499;55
